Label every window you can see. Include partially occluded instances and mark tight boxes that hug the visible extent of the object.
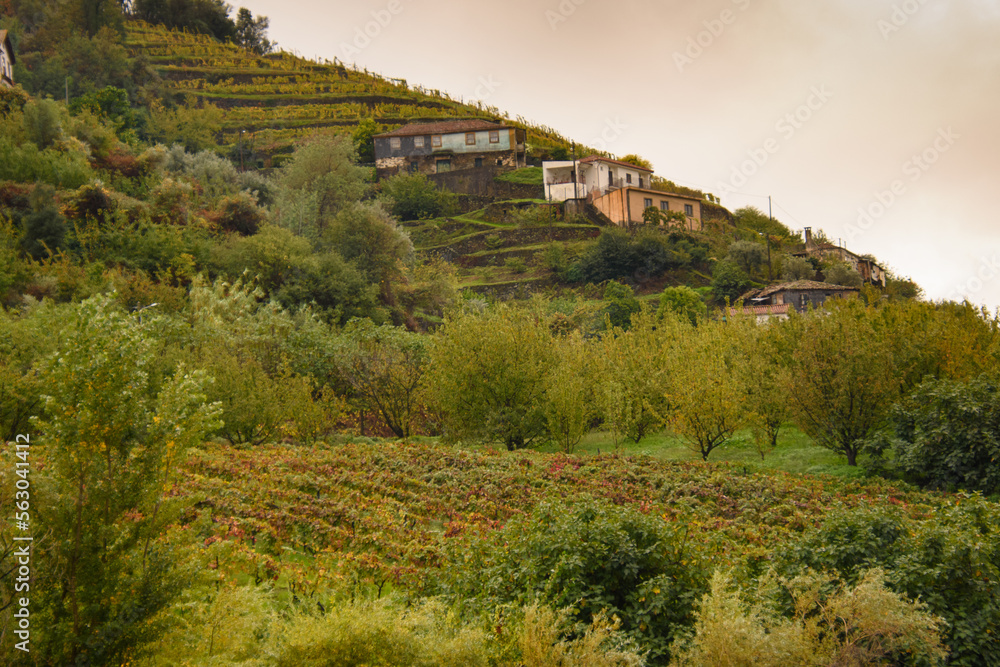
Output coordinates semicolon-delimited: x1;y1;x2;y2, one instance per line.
489;130;500;143
414;136;425;148
644;198;653;209
660;201;670;211
684;204;694;216
465;132;476;145
408;161;419;172
436;159;451;173
432;135;442;147
496;158;503;166
475;157;483;168
799;294;809;310
626;173;633;184
389;137;401;150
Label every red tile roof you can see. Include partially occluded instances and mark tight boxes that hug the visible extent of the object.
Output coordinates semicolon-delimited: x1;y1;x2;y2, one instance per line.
375;119;509;138
579;155;654;172
728;304;791;317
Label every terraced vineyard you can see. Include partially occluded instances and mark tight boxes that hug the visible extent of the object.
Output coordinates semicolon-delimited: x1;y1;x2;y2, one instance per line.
126;21;581;159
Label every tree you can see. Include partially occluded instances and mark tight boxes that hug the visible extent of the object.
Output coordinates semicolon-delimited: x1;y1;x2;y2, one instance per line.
427;305;555;450
726;240;768;278
335;319;428;439
234;7;272;55
595;311;676;447
783;300;902;465
658;285;706;326
602;280;640;330
278;133;368;225
782;255;815;281
323;201;413;306
710;260;750;304
869;374;1000;493
28;296;221;664
824;261;863;287
619;154;652;170
668;320;747;460
146;98;223;153
352;117;380;164
542;331;595;453
733;317;790;459
379;171;457;221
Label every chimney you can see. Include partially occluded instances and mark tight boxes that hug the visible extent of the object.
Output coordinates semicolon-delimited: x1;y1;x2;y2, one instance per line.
804;227;812;244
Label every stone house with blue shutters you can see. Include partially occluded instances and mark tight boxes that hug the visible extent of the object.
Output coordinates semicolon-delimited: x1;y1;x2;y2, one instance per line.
373;119;526;180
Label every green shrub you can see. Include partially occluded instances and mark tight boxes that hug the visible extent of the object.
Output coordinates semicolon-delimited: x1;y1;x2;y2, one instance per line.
380;171;457;221
504;256;528;274
868;374;1000;494
439;499;707;663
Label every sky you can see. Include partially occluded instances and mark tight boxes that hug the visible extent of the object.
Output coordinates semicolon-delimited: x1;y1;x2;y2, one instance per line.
235;0;1000;308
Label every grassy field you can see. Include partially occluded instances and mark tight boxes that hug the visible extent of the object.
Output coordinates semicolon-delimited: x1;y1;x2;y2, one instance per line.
532;425;865;478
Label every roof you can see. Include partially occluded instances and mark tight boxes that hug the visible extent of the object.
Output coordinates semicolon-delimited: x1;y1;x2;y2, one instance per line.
375;119;509;138
0;31;13;64
579;155;654;172
728;304;791;316
617;185;704;202
740;280;860;302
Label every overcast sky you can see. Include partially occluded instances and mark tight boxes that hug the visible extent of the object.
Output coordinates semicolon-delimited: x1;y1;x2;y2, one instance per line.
236;0;1000;308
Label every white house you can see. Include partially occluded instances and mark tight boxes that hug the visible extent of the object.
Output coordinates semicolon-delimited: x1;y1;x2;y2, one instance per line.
0;31;14;88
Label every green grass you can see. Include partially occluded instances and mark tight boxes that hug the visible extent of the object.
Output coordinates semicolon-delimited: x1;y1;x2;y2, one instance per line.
533;426;866;479
495;167;543;186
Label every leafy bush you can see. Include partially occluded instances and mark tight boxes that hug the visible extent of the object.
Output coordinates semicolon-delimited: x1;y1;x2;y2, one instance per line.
380;171;457;221
824;260;864;287
782;254;815;281
215;191;266;235
710;260;750;304
869;374;1000;493
658;285;706;326
505;256;528;274
602;280;640;330
776;500;1000;667
576;228;705;284
671;569;946;667
440;499;707;664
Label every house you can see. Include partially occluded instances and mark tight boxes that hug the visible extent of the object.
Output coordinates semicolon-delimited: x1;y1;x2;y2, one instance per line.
793;227;886;287
0;30;15;88
727;303;791;324
738;280;859;314
373;119;526;180
542;156;703;231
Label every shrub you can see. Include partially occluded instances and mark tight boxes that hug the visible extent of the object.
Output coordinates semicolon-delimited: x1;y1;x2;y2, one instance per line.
216;191;265;235
380;171;457;221
505;256;528;274
440;499;707;663
824;261;864;287
869;374;1000;493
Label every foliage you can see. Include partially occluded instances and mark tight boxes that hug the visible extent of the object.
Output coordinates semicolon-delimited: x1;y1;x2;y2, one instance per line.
783;300;903;465
710;260;750;304
726;240;768;279
351;117;380;164
602;280;640;330
23;295;220;664
335;318;429;439
824;260;864;287
657;286;706;327
734;319;789;460
782;254;815;281
869;374;1000;493
278;133;368;224
542;331;595;453
518;605;644;667
671;569;947;667
595;312;676;447
427;305;555;450
668;320;747;461
380;171;457;221
776;499;1000;666
133;0;238;42
234;7;272;55
576;228;707;284
147;98;224;153
215;191;266;235
440;499;707;664
732;206;794;241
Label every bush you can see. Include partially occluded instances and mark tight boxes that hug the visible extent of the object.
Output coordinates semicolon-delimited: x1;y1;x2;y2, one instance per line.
710;260;750;304
216;191;265;235
380;171;457;221
505;256;528;274
440;499;707;663
776;500;1000;666
869;374;1000;493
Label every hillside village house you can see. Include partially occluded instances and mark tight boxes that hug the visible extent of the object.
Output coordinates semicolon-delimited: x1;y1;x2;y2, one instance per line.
542;156;703;231
0;31;15;88
373;119;526;180
793;227;886;286
739;280;859;316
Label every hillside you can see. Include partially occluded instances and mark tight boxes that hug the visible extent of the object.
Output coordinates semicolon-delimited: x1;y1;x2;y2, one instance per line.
125;21;584;164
